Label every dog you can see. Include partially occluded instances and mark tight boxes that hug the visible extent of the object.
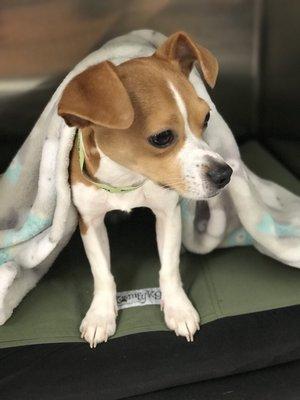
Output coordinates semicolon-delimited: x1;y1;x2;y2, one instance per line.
58;31;232;347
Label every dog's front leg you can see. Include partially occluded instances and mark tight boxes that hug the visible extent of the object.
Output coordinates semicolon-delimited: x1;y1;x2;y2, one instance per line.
79;215;117;348
154;204;200;341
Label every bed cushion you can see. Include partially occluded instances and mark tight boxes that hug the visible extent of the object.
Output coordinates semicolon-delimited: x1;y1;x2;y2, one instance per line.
0;140;299;348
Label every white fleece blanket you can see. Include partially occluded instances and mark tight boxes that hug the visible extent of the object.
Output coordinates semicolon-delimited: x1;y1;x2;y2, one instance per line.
0;30;299;324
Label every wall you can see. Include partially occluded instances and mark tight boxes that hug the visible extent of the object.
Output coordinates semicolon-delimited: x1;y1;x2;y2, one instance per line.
0;1;299;150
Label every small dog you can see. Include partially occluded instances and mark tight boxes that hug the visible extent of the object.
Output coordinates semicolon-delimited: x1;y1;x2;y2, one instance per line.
58;31;232;347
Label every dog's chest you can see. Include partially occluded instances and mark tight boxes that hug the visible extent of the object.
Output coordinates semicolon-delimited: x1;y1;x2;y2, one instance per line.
71;181;178;219
71;182;143;215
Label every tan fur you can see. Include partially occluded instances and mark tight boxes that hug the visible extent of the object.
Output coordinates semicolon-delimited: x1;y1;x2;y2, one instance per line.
78;215;88;235
69;128;99;187
69;129;100;235
58;61;134;129
156;31;218;87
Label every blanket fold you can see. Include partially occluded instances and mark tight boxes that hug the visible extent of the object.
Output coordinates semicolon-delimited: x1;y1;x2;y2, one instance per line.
0;29;299;324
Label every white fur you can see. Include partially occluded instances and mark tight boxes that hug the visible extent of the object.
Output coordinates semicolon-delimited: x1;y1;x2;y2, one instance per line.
168;81;225;199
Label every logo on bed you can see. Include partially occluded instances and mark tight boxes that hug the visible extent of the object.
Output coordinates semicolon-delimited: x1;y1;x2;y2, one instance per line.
117;287;161;310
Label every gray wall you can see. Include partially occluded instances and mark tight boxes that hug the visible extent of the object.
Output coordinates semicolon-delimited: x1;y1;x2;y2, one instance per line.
0;0;299;144
260;0;300;141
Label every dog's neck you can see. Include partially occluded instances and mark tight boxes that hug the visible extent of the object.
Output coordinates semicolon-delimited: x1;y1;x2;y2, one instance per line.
96;148;145;188
81;129;146;188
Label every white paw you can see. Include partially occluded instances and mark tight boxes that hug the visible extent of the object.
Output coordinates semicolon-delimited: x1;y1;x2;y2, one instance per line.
161;289;200;342
80;301;117;348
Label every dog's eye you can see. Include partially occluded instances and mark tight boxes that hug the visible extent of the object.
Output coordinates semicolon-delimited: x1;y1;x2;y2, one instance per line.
148;130;176;148
203;112;210;128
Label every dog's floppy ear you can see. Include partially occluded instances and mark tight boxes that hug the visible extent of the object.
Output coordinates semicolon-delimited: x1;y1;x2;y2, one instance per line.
58;61;134;129
155;31;218;88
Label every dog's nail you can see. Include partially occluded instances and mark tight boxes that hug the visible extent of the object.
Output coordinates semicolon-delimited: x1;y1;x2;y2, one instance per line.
185;322;192;342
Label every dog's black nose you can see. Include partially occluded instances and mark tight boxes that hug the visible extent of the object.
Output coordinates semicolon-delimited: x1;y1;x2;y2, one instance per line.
206;163;232;189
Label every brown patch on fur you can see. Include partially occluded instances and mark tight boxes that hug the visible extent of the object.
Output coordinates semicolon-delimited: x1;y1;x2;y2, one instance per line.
58;61;134;129
81;128;100;177
78;215;88;235
156;31;218;88
68;128;100;187
68;130;99;234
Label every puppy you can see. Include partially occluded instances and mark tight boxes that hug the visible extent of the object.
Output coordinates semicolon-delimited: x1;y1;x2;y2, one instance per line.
58;32;232;347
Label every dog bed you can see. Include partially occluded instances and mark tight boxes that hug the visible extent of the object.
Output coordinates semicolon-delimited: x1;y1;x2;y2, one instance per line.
0;140;299;399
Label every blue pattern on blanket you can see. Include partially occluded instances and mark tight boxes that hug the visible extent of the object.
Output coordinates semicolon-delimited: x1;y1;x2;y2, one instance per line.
0;249;12;265
257;213;300;238
4;157;21;184
180;198;190;218
223;227;254;247
2;213;52;248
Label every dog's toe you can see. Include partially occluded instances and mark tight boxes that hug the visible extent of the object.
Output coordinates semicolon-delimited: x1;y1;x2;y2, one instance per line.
162;290;200;341
80;309;116;348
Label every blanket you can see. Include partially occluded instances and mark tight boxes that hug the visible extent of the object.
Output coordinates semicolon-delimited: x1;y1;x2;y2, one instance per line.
0;30;299;324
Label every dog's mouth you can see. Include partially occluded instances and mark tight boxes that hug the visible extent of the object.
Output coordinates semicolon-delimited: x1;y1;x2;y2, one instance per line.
183;189;221;201
202;190;221;199
156;180;222;200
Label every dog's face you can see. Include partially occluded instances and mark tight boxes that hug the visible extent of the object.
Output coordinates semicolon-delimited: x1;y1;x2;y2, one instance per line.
58;32;232;199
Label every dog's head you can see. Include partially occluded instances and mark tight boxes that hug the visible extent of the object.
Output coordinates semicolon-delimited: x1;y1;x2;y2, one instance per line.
58;31;232;199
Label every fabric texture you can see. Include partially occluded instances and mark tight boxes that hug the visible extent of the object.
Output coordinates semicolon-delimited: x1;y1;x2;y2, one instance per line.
0;29;299;325
127;359;300;400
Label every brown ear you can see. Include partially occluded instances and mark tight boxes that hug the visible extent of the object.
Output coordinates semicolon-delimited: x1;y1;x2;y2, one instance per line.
58;61;134;129
155;31;218;88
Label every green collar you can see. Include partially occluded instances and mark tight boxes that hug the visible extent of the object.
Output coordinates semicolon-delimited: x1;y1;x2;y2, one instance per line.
76;130;145;193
